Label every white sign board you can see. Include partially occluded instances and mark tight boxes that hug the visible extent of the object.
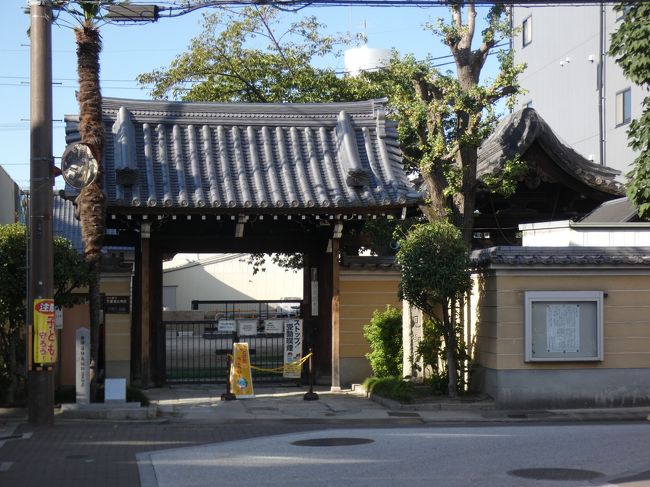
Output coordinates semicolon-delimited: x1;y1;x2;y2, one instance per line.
75;327;90;404
311;281;319;316
546;304;580;353
104;378;126;403
263;319;283;334
217;319;236;333
55;306;63;330
283;319;303;378
238;319;258;336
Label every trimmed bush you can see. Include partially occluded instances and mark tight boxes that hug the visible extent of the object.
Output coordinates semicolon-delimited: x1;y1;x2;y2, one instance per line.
363;305;403;378
363;376;414;403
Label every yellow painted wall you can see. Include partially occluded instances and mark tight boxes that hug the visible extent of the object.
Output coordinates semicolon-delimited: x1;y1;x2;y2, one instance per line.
474;271;650;371
339;270;401;359
101;274;132;379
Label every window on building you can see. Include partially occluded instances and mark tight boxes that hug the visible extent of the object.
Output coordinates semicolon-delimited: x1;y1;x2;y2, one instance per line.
615;88;631;126
522;16;532;47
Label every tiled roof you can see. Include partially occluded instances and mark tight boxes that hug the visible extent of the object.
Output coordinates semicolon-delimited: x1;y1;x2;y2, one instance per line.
472;246;650;267
580;197;640;223
478;108;624;196
53;192;82;251
52;192;126;253
64;98;421;214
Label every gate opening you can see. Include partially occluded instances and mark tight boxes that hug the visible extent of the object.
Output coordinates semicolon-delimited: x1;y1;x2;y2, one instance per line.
164;299;303;384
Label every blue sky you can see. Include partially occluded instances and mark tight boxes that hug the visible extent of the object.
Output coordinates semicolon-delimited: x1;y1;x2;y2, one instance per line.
0;1;497;189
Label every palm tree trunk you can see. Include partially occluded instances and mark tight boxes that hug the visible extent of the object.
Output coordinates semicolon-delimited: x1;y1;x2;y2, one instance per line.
75;22;105;401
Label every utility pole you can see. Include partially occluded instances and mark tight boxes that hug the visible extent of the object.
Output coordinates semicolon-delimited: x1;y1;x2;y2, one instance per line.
28;0;55;426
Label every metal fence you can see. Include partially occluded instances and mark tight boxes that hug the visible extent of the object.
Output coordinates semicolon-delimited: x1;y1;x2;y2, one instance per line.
163;300;302;384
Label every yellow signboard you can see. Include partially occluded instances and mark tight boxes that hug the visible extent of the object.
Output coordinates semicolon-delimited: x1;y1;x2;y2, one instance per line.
283;319;303;378
230;342;254;398
33;298;57;365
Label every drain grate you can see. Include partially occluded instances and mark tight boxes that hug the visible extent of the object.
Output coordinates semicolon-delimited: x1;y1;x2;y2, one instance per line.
508;468;604;481
291;437;375;447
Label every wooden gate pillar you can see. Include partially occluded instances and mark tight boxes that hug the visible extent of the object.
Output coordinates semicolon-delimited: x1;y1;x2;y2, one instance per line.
330;237;341;390
139;222;151;387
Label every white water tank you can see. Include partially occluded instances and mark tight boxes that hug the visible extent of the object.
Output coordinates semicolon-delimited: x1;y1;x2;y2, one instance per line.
344;46;392;76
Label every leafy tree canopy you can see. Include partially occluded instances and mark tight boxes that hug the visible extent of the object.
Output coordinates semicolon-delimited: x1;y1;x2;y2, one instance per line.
352;5;525;243
138;5;362;103
609;2;650;218
395;221;471;315
0;224;93;323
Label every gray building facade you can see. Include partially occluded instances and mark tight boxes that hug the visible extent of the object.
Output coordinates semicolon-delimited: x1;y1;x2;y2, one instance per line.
0;165;20;224
512;5;644;175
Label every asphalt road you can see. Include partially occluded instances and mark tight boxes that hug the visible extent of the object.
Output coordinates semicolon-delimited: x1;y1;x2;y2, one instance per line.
3;421;650;487
137;422;650;487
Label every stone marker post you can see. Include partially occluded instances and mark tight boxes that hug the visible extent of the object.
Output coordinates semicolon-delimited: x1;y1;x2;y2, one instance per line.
76;327;90;404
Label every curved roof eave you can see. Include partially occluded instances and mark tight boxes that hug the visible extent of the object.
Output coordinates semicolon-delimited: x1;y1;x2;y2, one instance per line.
478;108;624;196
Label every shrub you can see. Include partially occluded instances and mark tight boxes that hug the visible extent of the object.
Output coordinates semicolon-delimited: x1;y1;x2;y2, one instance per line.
363;376;414;403
363;305;403;378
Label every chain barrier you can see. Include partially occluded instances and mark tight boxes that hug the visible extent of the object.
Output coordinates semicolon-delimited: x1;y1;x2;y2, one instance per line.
226;352;313;374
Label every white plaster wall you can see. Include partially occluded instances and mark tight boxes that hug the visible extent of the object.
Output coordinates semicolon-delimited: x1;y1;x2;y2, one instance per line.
163;253;303;310
521;223;650;247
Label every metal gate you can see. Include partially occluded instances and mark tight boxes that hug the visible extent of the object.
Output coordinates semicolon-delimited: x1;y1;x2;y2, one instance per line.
163;300;302;384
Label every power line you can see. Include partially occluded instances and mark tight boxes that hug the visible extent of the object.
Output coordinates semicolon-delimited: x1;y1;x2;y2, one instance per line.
150;0;641;13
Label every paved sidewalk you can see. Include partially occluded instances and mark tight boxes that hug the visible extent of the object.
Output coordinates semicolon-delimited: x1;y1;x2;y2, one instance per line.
2;385;650;487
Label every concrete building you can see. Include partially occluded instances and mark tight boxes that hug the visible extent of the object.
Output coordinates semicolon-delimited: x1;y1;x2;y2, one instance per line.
162;253;303;311
512;5;644;174
0;165;20;224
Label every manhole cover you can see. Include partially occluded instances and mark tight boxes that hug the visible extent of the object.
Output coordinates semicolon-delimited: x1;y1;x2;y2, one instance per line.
609;470;650;484
291;437;375;447
508;468;604;481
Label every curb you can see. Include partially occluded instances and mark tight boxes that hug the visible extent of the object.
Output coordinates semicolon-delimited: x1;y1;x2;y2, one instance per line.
366;390;650;423
58;403;158;421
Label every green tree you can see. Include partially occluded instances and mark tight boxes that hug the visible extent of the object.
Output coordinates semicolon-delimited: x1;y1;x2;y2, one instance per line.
609;2;650;218
395;221;471;397
363;305;403;378
138;5;360;103
354;4;525;244
0;224;93;404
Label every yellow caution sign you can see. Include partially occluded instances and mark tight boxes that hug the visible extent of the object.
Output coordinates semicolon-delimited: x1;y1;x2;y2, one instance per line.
230;342;254;398
33;298;57;365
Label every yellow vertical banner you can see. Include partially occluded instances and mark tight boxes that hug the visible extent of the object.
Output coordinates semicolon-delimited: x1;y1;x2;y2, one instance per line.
33;298;57;365
230;342;254;398
283;319;303;378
